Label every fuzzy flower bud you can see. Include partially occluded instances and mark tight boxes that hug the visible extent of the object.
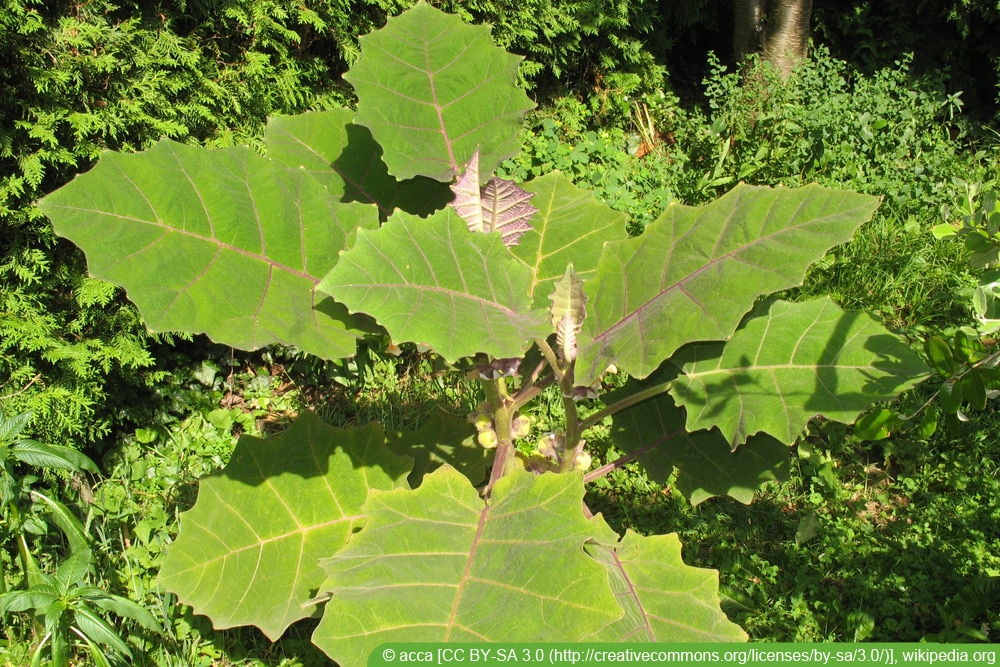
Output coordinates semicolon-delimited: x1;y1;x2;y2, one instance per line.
510;414;531;440
477;429;498;449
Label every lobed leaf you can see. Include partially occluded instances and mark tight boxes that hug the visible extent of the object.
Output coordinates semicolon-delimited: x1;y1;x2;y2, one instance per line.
159;413;411;639
588;531;748;641
38;140;379;360
265;110;451;218
511;172;629;307
318;208;550;362
550;263;587;362
450;150;537;245
480;176;537;246
346;3;534;182
670;297;931;447
575;184;881;385
313;466;621;665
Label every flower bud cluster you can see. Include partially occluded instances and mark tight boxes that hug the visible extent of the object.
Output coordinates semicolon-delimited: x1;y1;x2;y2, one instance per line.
467;403;532;450
527;431;591;473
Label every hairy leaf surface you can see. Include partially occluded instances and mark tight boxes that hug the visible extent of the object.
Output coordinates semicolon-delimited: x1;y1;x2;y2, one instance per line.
550;264;587;362
588;532;748;641
510;172;628;306
39;140;378;359
312;467;620;665
450;150;537;245
346;3;534;182
159;413;410;639
318;208;550;361
575;184;881;385
265;109;452;218
670;297;931;446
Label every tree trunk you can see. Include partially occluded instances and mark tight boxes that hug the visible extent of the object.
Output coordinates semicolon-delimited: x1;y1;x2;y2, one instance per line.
733;0;764;62
733;0;813;77
762;0;813;76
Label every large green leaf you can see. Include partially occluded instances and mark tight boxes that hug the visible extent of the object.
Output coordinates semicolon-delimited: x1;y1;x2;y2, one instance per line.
588;531;748;641
318;208;550;361
264;110;452;218
159;413;410;639
608;372;788;505
575;184;881;385
39;140;379;359
313;467;621;664
345;3;534;182
511;172;629;307
671;297;931;446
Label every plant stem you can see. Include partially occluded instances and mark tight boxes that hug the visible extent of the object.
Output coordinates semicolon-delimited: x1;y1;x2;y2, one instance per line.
511;370;554;411
559;385;582;472
583;430;684;483
533;338;563;381
482;377;517;496
578;378;675;433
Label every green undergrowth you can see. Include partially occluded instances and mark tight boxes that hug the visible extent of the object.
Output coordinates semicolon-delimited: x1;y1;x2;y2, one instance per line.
588;405;1000;643
503;46;996;331
5;348;995;664
3;302;996;664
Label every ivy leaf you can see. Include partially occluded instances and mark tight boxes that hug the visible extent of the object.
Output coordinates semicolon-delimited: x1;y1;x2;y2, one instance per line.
608;371;788;505
265;109;451;219
575;184;881;385
510;172;628;307
159;413;411;640
318;208;550;362
38;140;379;360
588;532;748;641
312;467;621;665
450;149;537;245
670;297;931;447
346;3;534;182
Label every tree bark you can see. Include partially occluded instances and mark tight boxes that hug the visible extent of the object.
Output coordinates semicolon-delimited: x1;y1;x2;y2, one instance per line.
733;0;764;62
762;0;813;76
733;0;813;77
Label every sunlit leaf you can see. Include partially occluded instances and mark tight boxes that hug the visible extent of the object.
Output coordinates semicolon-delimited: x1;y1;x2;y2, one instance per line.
576;184;881;385
39;140;379;359
159;413;410;639
313;467;621;665
588;532;748;641
550;264;587;363
510;172;628;307
671;298;931;447
265;109;451;218
318;208;550;361
450;149;537;245
346;3;534;182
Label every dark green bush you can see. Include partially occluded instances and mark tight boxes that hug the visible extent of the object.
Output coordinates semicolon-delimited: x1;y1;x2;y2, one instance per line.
0;0;360;448
813;0;1000;119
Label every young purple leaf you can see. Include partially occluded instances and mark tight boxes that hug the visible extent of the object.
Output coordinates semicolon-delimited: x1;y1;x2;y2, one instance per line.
482;176;537;246
449;149;537;246
549;264;587;363
450;149;484;232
